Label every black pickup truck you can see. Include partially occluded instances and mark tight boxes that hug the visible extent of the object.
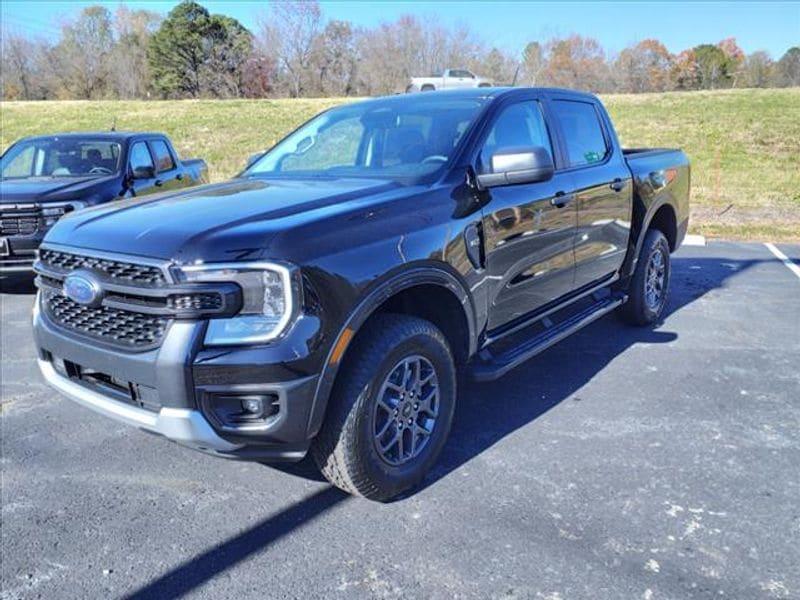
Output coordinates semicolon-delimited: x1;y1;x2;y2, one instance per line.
33;88;689;500
0;132;207;272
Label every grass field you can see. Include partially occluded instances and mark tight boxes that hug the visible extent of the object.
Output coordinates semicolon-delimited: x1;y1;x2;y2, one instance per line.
2;88;799;240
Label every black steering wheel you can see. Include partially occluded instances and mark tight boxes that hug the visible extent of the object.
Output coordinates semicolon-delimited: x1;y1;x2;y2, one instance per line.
89;166;112;174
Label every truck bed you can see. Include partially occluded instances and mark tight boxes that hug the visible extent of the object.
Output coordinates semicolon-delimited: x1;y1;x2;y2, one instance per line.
623;147;691;251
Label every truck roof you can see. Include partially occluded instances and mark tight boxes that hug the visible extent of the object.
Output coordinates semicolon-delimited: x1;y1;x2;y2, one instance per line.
380;87;599;104
17;131;167;143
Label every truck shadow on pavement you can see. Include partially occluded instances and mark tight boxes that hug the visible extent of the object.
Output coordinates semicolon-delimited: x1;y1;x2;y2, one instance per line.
424;253;756;490
106;255;773;598
123;486;348;600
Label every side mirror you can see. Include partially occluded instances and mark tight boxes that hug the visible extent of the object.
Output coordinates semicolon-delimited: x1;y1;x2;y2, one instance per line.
245;152;263;169
476;146;554;189
132;165;155;180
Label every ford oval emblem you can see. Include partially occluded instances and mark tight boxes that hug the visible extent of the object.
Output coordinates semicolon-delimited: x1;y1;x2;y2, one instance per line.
63;271;103;307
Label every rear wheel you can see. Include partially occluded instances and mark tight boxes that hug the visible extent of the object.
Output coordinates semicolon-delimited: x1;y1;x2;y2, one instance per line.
619;228;671;325
311;314;456;501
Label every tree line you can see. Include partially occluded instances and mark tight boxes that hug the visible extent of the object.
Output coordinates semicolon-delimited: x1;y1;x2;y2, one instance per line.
2;0;799;100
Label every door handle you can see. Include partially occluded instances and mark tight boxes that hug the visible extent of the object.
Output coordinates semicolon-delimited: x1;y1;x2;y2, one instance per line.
551;192;575;208
154;179;163;187
176;173;184;181
610;178;626;192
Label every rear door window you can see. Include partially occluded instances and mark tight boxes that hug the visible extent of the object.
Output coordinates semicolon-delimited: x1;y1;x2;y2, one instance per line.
150;140;176;172
551;100;609;167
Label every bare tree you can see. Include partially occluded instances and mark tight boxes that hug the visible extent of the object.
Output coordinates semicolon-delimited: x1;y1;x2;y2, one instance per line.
53;6;115;99
613;39;673;93
775;47;800;86
740;51;774;88
258;1;323;97
521;42;545;86
1;32;43;99
478;47;517;85
356;15;491;95
310;20;359;96
111;7;161;98
541;35;611;92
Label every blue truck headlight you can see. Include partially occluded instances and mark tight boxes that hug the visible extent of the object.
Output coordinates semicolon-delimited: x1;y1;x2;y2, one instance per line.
174;262;298;345
42;201;87;226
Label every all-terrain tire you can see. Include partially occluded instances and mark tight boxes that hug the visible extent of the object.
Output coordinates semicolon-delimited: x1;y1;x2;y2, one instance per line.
618;228;671;325
311;314;456;501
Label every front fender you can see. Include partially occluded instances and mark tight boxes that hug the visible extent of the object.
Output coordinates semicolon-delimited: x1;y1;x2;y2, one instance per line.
304;264;477;438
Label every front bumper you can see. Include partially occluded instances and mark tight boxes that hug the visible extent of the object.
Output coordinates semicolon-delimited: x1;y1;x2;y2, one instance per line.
34;295;324;461
38;358;242;454
0;234;42;272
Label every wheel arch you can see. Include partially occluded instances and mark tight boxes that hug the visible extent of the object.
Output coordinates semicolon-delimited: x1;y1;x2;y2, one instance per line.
305;265;477;438
648;203;678;251
621;199;679;279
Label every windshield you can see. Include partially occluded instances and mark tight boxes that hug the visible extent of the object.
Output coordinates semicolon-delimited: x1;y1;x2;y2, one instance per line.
1;138;121;179
244;95;487;183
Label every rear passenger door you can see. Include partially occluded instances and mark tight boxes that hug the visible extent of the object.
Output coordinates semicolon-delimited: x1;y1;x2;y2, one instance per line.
479;96;578;331
548;96;632;288
148;138;185;191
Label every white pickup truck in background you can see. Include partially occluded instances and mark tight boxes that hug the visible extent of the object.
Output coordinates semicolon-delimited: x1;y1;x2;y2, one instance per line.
406;69;493;92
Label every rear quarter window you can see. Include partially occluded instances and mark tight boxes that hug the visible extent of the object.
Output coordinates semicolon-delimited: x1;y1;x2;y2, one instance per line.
552;100;609;167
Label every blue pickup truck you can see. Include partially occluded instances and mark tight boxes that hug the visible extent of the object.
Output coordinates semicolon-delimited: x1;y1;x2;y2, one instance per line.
1;132;207;272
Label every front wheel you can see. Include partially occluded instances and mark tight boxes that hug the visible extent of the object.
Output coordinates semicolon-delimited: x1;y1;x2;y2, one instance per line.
618;228;671;325
311;314;456;501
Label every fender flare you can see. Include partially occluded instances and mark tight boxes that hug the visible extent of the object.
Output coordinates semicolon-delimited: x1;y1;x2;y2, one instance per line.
305;265;478;438
621;198;677;279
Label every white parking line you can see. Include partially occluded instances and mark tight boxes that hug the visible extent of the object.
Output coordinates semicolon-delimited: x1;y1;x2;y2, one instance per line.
683;234;706;247
764;242;800;281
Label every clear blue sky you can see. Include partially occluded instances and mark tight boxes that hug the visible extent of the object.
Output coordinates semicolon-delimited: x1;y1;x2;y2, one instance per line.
2;1;798;58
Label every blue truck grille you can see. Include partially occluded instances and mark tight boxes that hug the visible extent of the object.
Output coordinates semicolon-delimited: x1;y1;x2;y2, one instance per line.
0;204;41;236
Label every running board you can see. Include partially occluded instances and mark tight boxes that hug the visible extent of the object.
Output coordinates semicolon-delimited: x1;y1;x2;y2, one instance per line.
470;293;627;382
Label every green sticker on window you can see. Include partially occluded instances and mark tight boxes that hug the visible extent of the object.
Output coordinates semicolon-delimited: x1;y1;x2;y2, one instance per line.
584;151;601;163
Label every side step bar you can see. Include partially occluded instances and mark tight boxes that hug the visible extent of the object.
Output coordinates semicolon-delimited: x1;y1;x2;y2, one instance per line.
470;293;627;382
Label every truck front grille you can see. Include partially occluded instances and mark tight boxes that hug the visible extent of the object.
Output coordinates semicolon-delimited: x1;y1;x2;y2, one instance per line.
0;204;41;236
43;290;169;350
39;249;168;286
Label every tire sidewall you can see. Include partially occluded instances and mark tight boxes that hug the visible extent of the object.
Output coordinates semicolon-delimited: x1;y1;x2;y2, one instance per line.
353;331;456;496
639;233;671;322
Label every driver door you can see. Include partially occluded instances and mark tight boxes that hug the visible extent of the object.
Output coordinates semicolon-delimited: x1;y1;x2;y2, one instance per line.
126;141;159;197
479;97;578;331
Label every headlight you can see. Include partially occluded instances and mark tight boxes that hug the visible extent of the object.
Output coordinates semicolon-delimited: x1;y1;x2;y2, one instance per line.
173;262;299;346
42;201;87;225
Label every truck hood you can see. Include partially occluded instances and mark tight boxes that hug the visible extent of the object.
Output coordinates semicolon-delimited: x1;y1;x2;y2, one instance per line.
0;176;117;203
45;177;400;262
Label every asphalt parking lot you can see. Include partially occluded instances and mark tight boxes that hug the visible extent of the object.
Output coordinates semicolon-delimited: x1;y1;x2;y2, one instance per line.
2;240;799;600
